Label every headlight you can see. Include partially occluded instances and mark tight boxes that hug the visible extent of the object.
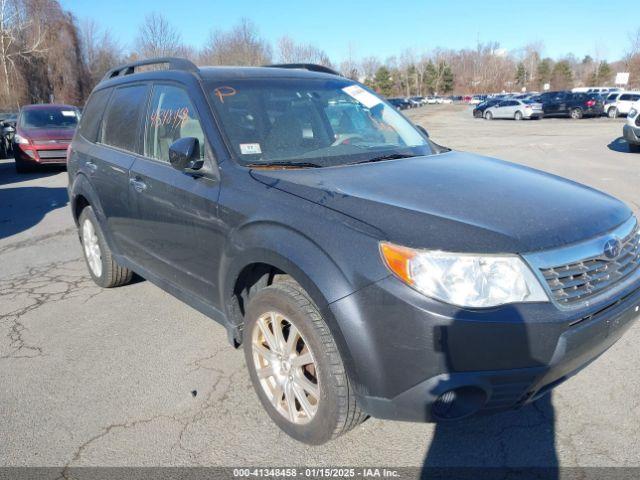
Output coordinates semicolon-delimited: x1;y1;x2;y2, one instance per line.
13;134;29;144
380;242;548;308
629;108;638;118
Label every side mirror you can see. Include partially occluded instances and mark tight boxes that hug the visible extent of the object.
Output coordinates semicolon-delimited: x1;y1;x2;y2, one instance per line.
169;137;204;172
417;125;429;138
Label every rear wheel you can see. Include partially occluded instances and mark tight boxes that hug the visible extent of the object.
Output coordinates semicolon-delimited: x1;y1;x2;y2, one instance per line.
78;206;133;288
514;111;523;121
484;111;493;120
570;108;583;119
608;107;618;118
244;278;365;444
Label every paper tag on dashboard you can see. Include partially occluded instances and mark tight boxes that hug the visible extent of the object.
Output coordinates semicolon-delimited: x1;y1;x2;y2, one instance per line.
61;110;76;117
240;143;262;155
342;85;382;109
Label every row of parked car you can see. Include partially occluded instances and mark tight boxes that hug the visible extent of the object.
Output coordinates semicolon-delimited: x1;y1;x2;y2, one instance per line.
387;95;455;110
471;90;640;121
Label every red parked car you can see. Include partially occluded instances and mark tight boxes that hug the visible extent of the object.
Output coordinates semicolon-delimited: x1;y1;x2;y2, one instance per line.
13;104;80;173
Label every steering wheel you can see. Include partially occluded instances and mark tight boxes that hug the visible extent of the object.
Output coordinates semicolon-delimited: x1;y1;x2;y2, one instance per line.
331;134;365;147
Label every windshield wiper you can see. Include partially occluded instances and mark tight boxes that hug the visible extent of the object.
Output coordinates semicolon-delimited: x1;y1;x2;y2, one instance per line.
351;153;416;165
247;161;321;169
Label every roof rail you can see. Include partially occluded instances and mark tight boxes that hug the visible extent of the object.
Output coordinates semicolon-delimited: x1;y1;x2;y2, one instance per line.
102;57;199;81
265;63;341;76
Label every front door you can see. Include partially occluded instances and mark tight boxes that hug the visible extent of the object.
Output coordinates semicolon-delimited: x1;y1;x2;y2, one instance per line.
127;83;224;303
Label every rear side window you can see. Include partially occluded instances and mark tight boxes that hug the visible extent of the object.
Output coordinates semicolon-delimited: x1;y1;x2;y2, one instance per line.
101;85;149;153
78;88;111;143
631;94;640;102
620;94;631;101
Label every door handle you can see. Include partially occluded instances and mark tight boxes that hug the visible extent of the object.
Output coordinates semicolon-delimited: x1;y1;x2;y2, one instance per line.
85;160;98;172
129;177;147;193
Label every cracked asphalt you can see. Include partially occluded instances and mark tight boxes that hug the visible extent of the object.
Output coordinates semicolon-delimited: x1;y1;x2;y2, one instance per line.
1;105;639;472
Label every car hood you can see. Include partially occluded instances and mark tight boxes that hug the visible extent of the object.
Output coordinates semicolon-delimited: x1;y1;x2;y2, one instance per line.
18;127;75;142
250;151;632;253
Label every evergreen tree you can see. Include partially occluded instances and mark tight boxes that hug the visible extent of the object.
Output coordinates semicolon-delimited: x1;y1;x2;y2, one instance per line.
551;60;573;89
441;64;454;93
373;66;393;96
515;62;527;86
537;58;553;89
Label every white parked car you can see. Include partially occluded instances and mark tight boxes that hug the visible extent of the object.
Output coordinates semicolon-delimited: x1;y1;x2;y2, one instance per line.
441;97;453;104
426;96;437;104
623;101;640;152
605;92;640;118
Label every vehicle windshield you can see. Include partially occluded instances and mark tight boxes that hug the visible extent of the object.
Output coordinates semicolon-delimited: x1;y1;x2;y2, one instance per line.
19;107;79;129
207;78;433;167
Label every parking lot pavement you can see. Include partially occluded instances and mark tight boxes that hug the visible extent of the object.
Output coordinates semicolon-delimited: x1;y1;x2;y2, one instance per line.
1;107;639;473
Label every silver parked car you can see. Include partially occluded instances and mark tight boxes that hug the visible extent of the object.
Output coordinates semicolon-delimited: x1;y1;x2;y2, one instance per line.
484;99;544;120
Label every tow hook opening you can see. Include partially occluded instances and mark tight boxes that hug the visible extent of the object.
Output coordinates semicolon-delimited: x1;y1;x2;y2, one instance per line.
432;386;488;420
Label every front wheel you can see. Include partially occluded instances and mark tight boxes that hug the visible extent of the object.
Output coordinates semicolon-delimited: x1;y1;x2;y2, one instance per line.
78;206;133;288
608;107;618;118
244;278;365;444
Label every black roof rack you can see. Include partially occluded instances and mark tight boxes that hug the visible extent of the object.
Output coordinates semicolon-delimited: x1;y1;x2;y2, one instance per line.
102;57;199;81
265;63;341;76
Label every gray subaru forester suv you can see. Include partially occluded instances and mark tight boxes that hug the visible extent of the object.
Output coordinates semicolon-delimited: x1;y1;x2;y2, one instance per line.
68;57;640;444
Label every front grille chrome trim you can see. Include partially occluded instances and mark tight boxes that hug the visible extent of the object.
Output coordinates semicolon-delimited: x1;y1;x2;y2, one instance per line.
523;216;640;310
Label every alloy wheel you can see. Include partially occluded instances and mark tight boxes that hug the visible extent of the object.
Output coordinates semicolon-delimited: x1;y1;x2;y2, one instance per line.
251;311;320;425
82;219;102;277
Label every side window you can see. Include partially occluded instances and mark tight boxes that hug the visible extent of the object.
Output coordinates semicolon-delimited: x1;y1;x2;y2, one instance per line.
620;94;631;101
79;88;112;143
144;84;205;163
631;94;640;102
101;85;149;152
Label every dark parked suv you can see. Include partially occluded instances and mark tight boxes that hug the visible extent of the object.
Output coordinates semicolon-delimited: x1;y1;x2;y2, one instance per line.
536;91;604;118
68;58;640;445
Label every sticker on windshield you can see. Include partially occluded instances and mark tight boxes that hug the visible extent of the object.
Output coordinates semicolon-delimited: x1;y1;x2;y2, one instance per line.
240;143;262;155
61;110;77;117
342;85;382;109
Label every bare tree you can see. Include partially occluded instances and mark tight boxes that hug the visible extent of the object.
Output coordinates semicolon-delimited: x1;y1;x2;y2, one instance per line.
201;18;271;66
135;12;183;59
0;0;47;107
276;35;331;67
80;19;123;89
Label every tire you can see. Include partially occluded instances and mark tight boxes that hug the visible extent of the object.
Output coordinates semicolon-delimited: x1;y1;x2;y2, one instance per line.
630;143;640;153
570;108;583;119
514;111;523;121
243;278;365;444
608;107;618;118
0;141;6;160
78;206;133;288
484;111;493;120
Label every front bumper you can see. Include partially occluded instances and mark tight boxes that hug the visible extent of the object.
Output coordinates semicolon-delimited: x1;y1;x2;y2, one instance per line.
623;124;640;146
15;143;69;165
329;275;640;422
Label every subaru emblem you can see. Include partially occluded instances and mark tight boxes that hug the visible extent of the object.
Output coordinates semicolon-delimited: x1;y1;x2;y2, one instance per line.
603;238;621;259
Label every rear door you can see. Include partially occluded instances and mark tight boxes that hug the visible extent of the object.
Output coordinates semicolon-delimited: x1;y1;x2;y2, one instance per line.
127;82;223;302
618;94;640;114
85;84;150;256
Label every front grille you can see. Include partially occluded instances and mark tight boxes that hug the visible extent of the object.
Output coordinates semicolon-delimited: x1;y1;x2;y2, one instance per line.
37;149;67;160
540;225;640;306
